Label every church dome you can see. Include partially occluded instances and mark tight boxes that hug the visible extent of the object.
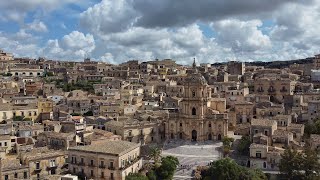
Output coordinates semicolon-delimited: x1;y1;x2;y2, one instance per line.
185;73;207;85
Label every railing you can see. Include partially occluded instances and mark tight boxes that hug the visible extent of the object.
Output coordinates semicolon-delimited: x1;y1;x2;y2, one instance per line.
268;89;276;93
99;165;106;169
108;166;115;170
256;89;264;92
280;89;288;92
88;163;96;167
119;157;141;170
78;162;85;166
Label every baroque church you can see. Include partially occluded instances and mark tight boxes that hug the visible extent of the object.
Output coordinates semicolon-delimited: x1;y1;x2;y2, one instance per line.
165;60;228;141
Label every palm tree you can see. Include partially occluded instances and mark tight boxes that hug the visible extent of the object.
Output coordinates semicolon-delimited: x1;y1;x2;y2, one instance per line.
149;147;162;167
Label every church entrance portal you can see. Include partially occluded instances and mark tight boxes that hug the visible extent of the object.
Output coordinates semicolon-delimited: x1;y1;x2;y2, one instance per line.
192;130;197;141
218;134;222;140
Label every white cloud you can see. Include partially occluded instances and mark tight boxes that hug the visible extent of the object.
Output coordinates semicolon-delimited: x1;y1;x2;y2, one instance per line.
212;19;271;53
40;31;95;60
80;0;138;35
25;20;48;32
0;32;39;58
0;0;84;22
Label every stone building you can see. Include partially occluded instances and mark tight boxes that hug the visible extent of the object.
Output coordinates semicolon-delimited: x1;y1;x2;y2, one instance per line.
68;140;142;180
254;77;296;103
165;70;228;141
227;61;245;75
20;147;67;180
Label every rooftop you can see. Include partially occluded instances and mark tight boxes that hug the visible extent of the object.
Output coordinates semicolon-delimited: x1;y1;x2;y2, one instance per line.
68;140;139;156
251;119;277;127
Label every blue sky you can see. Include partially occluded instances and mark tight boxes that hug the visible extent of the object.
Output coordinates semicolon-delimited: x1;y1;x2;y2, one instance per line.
0;0;319;64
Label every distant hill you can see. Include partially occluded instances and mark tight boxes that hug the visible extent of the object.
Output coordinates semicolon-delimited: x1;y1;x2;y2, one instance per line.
211;57;314;69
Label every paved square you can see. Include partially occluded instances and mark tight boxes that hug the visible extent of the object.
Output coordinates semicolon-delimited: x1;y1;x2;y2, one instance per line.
161;140;223;179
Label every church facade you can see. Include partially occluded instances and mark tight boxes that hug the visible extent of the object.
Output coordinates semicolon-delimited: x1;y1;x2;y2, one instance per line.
165;70;228;141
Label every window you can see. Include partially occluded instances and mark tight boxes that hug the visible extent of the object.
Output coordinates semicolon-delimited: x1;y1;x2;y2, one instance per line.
50;159;56;167
36;162;40;169
24;172;28;178
91;170;94;177
4;142;7;146
101;172;105;178
5;175;8;180
73;167;76;173
192;107;196;115
81;158;84;164
91;159;94;166
264;130;268;136
254;129;258;134
110;161;114;168
111;173;114;180
192;91;196;97
14;173;18;178
209;123;211;128
256;152;262;158
180;123;182;127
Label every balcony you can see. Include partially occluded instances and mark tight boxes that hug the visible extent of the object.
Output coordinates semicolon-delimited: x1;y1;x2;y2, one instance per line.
78;162;85;166
268;88;276;93
108;166;115;170
46;165;58;170
280;89;288;93
34;168;42;173
119;157;141;170
256;89;264;93
88;163;96;167
139;133;145;138
99;165;106;169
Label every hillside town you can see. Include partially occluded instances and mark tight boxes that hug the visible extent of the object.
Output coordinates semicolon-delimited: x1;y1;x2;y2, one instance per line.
0;48;319;180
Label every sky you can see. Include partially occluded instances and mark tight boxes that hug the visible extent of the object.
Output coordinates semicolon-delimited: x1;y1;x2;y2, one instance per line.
0;0;320;65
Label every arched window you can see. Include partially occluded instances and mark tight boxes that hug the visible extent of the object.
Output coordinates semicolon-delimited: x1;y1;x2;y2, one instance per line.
192;107;196;115
192;91;196;97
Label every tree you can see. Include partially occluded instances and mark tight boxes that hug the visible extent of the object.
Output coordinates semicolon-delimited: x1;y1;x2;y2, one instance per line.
237;136;251;156
203;158;267;180
156;156;179;180
149;147;162;167
13;116;24;121
222;137;234;157
83;111;93;116
70;113;81;116
279;148;304;179
301;148;320;179
125;173;148;180
304;118;320;136
146;170;157;180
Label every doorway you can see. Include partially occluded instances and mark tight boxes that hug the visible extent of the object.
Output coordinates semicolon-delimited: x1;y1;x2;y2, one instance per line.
217;134;222;140
208;133;212;140
179;132;183;139
192;130;197;141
